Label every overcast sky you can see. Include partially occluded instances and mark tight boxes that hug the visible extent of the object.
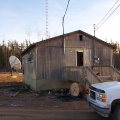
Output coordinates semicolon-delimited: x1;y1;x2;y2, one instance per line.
0;0;120;45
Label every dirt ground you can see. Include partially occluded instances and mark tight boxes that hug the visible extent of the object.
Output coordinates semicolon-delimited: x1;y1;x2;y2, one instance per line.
0;73;22;83
0;73;113;120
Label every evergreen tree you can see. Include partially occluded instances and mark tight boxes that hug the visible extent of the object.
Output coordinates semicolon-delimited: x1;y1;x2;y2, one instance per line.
0;39;28;72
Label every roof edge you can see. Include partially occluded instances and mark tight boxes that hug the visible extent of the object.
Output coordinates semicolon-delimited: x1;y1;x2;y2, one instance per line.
22;30;116;55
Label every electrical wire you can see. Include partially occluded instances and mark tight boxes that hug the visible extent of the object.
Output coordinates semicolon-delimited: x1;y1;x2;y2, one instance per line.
96;0;119;29
95;3;120;31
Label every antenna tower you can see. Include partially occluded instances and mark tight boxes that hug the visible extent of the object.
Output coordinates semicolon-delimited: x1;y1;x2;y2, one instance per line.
46;0;48;39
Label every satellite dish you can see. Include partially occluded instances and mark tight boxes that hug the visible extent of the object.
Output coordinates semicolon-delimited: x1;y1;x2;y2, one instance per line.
9;56;21;76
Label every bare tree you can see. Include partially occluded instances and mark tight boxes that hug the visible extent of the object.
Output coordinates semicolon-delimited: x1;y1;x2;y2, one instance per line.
26;28;32;41
36;26;41;42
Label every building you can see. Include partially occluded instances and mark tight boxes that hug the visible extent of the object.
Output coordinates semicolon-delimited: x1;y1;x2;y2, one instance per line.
22;30;117;94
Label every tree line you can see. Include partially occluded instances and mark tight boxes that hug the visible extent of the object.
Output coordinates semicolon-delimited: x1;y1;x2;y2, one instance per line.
112;41;120;70
0;39;31;72
0;39;120;72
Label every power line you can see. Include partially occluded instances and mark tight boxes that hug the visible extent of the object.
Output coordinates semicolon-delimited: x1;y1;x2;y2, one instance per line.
96;0;119;29
96;3;120;31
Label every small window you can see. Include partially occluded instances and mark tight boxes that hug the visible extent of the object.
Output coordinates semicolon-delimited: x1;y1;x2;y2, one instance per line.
79;35;83;41
28;52;34;62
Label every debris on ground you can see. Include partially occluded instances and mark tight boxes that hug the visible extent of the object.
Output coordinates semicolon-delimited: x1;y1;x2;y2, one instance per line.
57;95;82;102
40;89;70;95
37;88;85;102
0;73;90;114
11;91;20;97
9;84;31;97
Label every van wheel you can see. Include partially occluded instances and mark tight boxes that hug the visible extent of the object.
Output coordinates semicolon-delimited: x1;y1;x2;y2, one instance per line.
113;104;120;120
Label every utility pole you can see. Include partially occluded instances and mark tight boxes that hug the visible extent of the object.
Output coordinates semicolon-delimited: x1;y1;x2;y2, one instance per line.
62;17;65;54
93;24;96;64
62;0;70;54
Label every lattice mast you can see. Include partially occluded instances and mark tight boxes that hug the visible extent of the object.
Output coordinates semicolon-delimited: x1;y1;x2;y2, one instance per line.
46;0;48;39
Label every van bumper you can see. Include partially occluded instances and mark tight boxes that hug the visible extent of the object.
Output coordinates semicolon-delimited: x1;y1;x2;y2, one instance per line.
87;95;111;117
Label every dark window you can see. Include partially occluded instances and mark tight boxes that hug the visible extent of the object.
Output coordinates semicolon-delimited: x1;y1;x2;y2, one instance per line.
77;52;83;66
28;52;34;62
79;35;83;41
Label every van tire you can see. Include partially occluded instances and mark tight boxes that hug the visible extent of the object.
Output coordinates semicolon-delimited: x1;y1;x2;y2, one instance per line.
113;104;120;120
